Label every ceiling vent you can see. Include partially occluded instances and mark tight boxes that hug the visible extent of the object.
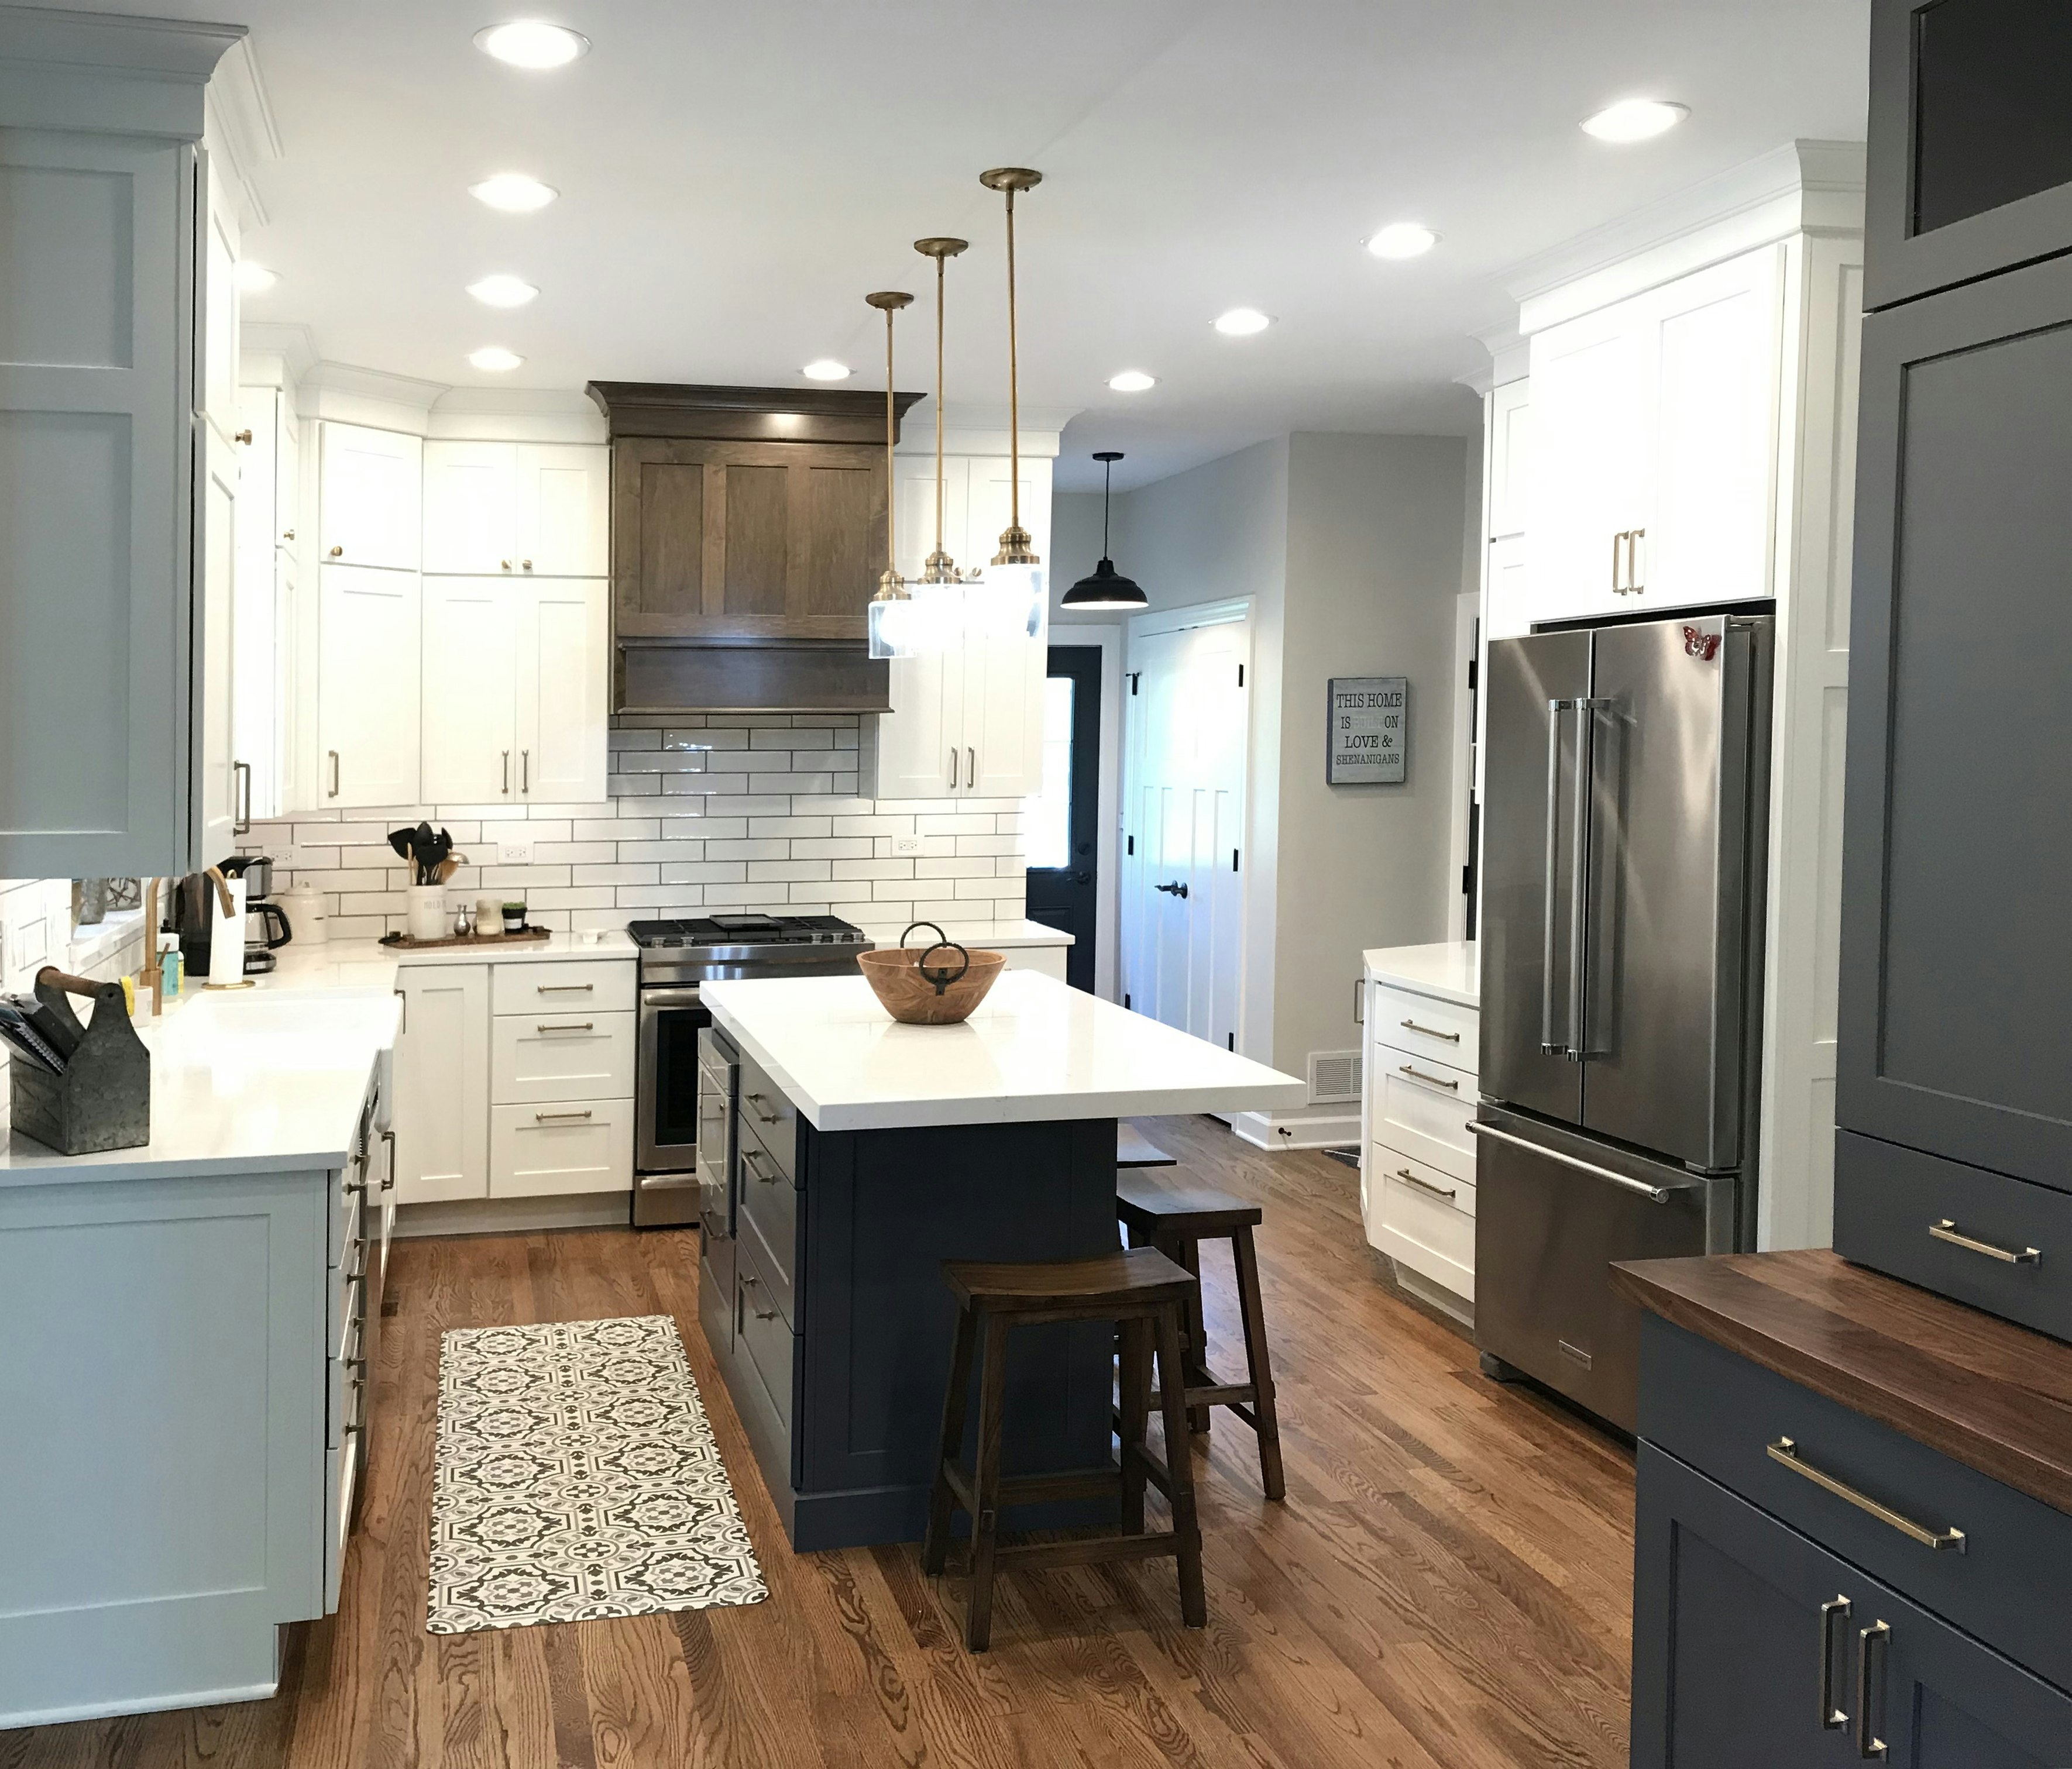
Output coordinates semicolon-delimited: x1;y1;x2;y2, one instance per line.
1307;1048;1362;1105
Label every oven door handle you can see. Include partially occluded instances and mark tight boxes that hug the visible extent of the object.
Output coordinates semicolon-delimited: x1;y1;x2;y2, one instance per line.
640;985;708;1009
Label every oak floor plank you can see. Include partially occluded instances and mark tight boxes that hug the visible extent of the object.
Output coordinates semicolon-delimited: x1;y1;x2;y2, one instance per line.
6;1117;1634;1769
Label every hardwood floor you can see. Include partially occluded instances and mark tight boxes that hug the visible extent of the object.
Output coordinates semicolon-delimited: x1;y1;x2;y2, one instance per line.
1;1117;1635;1768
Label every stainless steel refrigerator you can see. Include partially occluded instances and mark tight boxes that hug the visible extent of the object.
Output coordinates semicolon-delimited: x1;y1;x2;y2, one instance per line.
1475;611;1772;1431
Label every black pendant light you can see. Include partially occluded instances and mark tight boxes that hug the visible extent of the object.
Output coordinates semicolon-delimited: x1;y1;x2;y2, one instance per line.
1062;450;1147;610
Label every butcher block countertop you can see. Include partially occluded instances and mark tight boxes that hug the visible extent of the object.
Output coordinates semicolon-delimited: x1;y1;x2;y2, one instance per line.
1613;1248;2072;1517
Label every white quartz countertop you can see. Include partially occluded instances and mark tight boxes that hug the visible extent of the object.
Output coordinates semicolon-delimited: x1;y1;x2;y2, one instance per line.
853;918;1071;950
701;970;1303;1132
1362;941;1480;1008
0;985;400;1186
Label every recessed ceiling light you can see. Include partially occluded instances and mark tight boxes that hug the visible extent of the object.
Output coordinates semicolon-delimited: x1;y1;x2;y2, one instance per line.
1214;308;1273;336
233;261;278;293
1581;99;1689;143
1366;222;1438;260
1107;370;1156;393
474;20;590;68
470;173;559;214
468;346;524;372
801;359;850;381
467;273;538;308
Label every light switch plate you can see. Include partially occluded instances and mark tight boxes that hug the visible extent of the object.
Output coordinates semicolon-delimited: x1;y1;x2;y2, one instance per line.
499;840;534;865
891;834;923;856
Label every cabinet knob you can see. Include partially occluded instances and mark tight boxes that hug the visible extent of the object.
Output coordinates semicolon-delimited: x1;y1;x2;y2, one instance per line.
501;559;511;571
329;545;343;557
283;528;295;541
522;559;532;570
233;428;253;445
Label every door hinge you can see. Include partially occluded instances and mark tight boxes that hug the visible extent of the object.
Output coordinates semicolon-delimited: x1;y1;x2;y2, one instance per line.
1129;672;1140;695
1123;992;1132;1009
1237;664;1245;687
1227;1032;1235;1051
1232;848;1239;872
1467;656;1477;690
1127;834;1135;856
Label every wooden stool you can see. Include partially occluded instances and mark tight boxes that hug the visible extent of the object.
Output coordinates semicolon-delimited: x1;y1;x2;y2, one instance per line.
922;1247;1208;1651
1115;1176;1286;1502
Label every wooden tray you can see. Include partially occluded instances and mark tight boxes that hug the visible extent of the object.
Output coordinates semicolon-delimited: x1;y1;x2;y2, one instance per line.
379;925;552;951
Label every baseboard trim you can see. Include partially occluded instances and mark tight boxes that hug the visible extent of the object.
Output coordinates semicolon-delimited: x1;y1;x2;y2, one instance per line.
393;1193;632;1238
1231;1110;1362;1151
0;1680;280;1730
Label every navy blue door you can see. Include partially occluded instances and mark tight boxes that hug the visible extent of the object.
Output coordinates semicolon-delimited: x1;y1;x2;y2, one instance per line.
1023;645;1100;990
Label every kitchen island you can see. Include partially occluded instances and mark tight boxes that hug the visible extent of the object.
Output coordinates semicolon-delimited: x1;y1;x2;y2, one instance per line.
697;970;1304;1550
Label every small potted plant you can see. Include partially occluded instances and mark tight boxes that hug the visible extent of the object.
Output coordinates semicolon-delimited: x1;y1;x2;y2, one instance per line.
500;900;527;936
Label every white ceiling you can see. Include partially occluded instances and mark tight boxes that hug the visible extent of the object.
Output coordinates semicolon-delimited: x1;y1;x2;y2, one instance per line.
54;0;1870;487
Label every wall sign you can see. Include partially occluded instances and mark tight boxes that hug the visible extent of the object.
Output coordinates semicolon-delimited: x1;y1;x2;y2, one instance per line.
1327;677;1408;784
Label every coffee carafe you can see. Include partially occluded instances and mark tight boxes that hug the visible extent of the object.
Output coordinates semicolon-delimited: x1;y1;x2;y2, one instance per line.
222;854;291;975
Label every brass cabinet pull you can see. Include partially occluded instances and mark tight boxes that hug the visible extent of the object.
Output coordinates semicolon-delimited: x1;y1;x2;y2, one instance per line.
535;1021;594;1033
1856;1620;1889;1759
967;746;976;787
522;558;533;570
234;428;253;443
501;559;511;571
1929;1219;2039;1265
1628;528;1645;595
534;1108;594;1123
1767;1438;1966;1551
329;544;343;557
949;747;958;789
1398;1063;1459;1092
1401;1018;1461;1042
1611;529;1626;592
1819;1596;1850;1730
1397;1167;1457;1202
745;1092;781;1124
521;749;530;793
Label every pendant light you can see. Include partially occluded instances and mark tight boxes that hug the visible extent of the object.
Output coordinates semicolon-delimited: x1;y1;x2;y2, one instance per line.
865;289;919;660
978;166;1046;640
912;236;979;588
1063;451;1148;610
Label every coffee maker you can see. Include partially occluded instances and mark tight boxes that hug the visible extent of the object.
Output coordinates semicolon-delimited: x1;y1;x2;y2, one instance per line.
174;857;291;977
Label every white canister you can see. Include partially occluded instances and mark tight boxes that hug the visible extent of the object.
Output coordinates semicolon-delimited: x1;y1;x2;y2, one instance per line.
281;880;327;946
405;884;448;942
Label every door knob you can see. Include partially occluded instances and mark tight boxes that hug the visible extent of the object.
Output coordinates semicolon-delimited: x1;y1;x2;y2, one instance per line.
1071;871;1092;885
1154;880;1190;899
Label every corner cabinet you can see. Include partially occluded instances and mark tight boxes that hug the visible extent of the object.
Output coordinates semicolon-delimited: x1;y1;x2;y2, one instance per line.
0;17;245;875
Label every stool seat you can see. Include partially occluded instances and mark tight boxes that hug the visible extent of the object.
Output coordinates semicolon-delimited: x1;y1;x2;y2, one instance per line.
1116;1175;1264;1237
943;1246;1194;1312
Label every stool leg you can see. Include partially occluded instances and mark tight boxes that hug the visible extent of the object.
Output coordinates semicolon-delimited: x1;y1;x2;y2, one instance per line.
1117;1314;1152;1535
1168;1234;1212;1434
964;1313;1012;1652
923;1300;980;1575
1231;1225;1286;1502
1153;1300;1207;1629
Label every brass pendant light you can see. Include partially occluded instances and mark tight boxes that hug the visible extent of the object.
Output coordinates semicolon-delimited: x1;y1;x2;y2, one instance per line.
979;167;1042;568
865;290;912;605
912;235;978;586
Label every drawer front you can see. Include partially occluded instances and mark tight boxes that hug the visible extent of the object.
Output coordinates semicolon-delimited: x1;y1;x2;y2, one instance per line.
1369;983;1479;1076
1640;1314;2072;1695
329;1163;365;1266
489;1099;634;1197
1834;1130;2072;1342
737;1051;797;1183
738;1132;799;1327
1368;1143;1475;1301
736;1229;796;1434
1375;1056;1476;1180
490;957;636;1016
491;1010;636;1104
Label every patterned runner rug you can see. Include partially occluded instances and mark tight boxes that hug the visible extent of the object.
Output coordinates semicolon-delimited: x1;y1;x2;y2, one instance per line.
427;1315;767;1633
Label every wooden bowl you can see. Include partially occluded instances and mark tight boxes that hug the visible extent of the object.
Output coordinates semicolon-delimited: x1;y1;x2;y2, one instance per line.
857;945;1007;1025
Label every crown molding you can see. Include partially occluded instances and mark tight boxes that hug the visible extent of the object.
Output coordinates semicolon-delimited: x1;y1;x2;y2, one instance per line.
430;387;608;444
300;360;447;433
0;5;242;78
202;36;281;228
1509;139;1867;335
894;399;1078;459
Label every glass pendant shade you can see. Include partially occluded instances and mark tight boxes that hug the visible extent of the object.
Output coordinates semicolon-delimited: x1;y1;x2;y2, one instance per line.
869;580;967;659
973;561;1047;641
1061;556;1146;610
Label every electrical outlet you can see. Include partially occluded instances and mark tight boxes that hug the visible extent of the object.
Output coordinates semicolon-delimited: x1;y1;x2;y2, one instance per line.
891;833;923;856
499;840;534;866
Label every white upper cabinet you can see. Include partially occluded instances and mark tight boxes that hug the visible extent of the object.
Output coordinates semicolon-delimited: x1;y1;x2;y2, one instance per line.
869;646;967;799
317;564;420;807
1486;380;1531;541
516;579;609;803
321;424;422;570
233;386;301;824
892;455;970;579
962;626;1044;798
1526;244;1784;625
197;423;241;855
423;440;607;576
421;577;518;804
965;457;1051;565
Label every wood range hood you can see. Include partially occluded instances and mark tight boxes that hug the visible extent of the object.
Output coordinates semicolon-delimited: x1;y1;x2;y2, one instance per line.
587;381;923;714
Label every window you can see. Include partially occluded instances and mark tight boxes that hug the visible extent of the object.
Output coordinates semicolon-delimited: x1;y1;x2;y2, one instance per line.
1022;674;1075;869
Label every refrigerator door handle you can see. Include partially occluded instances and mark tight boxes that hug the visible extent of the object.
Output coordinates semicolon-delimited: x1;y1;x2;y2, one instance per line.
1568;697;1610;1061
1468;1120;1672;1202
1541;698;1571;1055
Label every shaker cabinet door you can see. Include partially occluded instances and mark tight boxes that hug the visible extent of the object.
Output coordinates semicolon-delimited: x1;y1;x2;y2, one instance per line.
320;423;422;570
514;444;609;577
420;577;518;805
1836;259;2072;1194
422;440;518;576
315;565;421;808
516;578;609;804
393;966;490;1203
1527;309;1651;622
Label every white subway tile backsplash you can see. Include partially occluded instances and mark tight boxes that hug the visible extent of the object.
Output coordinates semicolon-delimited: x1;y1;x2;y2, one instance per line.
244;714;1027;937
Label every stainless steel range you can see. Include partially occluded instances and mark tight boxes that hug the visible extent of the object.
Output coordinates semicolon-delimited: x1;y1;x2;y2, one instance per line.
631;914;871;1228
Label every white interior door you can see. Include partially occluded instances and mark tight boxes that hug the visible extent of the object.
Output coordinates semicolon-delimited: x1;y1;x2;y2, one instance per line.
320;423;422;570
515;444;609;576
422;440;516;575
517;578;609;803
1121;615;1247;1047
421;577;517;804
317;564;420;807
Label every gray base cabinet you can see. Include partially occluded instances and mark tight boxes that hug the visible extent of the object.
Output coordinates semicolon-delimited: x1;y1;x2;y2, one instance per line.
1632;1317;2072;1769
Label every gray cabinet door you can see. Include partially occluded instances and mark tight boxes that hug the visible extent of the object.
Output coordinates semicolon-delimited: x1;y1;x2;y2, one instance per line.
1634;1444;2072;1769
1837;256;2072;1195
1867;0;2072;309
